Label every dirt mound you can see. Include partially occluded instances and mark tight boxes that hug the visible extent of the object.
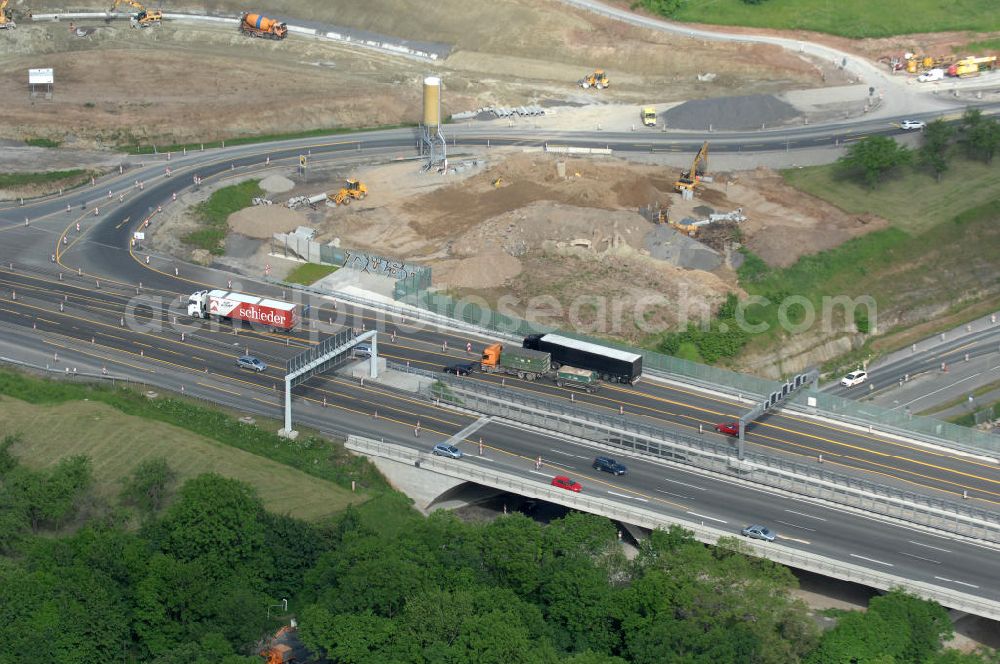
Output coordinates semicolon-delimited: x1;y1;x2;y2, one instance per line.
664;94;799;131
434;253;523;289
260;175;295;194
228;206;305;239
407;153;672;238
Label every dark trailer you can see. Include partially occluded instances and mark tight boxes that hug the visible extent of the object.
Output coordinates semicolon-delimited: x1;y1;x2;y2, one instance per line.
523;333;642;384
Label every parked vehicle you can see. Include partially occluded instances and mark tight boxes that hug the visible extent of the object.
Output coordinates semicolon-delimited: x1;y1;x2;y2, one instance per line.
239;11;287;39
523;333;642;384
432;443;463;459
188;289;298;330
917;68;945;82
443;363;475;376
741;524;776;542
593;456;627;475
236;355;267;372
714;422;739;437
551;475;583;492
841;370;868;387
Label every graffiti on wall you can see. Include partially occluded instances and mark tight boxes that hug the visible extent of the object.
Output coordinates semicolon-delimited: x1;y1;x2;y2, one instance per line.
342;250;418;280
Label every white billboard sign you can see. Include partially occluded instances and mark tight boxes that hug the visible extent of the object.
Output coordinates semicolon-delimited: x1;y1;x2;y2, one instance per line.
28;68;54;85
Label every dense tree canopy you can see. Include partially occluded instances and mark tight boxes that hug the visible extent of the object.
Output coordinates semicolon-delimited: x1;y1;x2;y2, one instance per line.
0;442;996;664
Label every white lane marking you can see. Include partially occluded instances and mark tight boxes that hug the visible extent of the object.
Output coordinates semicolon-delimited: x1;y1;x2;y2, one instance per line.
664;477;707;491
608;490;648;503
784;509;827;521
775;520;815;532
474;456;495;462
850;554;894;567
549;449;589;459
909;540;951;553
898;551;941;565
779;535;812;545
935;576;980;589
529;470;551;477
686;511;727;524
656;488;690;499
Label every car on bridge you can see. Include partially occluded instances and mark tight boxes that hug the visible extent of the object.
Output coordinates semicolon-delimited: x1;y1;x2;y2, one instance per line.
551;475;583;492
593;456;627;475
442;362;475;376
840;370;868;387
740;524;776;542
432;443;463;459
236;355;267;372
714;422;739;437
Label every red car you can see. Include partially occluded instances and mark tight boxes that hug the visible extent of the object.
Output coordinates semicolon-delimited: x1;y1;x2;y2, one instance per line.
714;422;739;437
551;475;583;492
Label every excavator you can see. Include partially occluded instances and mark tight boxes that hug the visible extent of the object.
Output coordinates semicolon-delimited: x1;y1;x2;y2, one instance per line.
674;141;709;193
0;0;16;30
108;0;162;27
328;179;368;206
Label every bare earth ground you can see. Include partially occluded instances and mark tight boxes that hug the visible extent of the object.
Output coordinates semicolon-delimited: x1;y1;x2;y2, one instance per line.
3;0;833;145
157;150;887;344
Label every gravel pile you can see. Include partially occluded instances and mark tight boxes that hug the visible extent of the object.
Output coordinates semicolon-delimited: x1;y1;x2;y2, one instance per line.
664;94;799;131
259;174;296;194
643;225;722;272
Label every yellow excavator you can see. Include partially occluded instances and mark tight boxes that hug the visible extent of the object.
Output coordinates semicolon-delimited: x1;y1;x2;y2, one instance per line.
329;179;368;206
108;0;162;27
0;0;16;29
674;141;709;193
578;69;609;90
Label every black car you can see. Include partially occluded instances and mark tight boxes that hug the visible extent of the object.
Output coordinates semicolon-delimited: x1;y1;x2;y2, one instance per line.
443;362;475;376
593;456;627;476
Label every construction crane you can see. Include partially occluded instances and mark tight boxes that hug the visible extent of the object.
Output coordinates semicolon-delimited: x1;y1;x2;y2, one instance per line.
108;0;162;27
0;0;16;29
674;141;709;193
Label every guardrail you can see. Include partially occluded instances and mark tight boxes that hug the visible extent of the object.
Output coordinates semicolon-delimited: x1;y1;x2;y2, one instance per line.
345;434;1000;621
389;362;1000;544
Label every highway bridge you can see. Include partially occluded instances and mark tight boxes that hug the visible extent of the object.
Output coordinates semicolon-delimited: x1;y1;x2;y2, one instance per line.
2;120;1000;618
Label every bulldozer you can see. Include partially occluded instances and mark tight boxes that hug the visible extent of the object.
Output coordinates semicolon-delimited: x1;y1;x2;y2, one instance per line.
578;69;609;90
0;0;15;29
674;141;709;193
328;179;368;206
108;0;162;27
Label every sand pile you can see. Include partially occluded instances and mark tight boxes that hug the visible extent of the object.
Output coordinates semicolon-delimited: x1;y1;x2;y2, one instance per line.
434;253;522;289
228;206;304;239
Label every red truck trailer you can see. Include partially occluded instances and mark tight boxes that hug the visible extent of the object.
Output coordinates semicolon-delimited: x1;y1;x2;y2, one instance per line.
187;289;298;330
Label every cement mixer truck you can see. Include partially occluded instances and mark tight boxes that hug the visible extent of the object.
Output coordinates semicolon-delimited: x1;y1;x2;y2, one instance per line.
239;11;287;40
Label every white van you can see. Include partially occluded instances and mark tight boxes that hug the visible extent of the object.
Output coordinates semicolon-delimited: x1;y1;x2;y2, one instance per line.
918;69;945;82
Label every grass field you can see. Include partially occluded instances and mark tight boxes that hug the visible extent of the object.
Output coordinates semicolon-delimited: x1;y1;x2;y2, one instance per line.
0;169;90;189
781;157;1000;234
0;396;361;520
183;180;264;255
23;138;62;148
285;262;338;285
737;156;1000;365
640;0;1000;38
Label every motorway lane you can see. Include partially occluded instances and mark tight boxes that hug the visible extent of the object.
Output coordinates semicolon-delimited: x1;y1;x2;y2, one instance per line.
3;257;1000;506
425;421;1000;601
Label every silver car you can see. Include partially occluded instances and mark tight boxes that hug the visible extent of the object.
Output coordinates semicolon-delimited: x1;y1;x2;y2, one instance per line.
236;355;267;372
432;443;463;459
741;525;776;542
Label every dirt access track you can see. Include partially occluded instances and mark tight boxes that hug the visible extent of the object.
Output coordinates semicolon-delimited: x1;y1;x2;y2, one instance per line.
4;0;830;145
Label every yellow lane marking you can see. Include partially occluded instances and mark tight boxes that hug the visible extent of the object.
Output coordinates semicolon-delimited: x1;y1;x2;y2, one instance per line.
196;381;242;397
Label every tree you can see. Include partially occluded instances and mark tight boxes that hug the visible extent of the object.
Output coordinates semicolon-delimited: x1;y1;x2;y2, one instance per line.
919;119;955;181
960;108;1000;163
839;135;912;188
480;513;545;597
158;474;267;583
120;457;177;514
636;0;685;18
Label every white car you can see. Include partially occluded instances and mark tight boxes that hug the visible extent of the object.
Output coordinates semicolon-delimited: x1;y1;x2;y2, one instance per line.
900;120;926;130
841;370;868;387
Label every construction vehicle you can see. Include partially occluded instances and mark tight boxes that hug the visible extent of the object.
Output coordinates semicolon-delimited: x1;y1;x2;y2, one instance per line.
0;0;15;29
239;12;287;40
553;366;600;393
578;69;609;90
260;624;298;663
481;343;551;380
641;107;656;127
328;179;368;206
108;0;162;27
674;141;709;193
948;56;997;78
